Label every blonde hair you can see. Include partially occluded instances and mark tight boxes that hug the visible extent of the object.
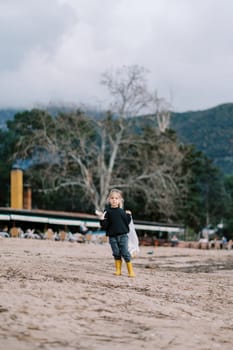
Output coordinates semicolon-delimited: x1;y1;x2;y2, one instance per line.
107;188;124;208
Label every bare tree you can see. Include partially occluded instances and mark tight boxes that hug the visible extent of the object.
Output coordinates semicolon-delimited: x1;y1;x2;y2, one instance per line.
101;65;151;118
10;66;189;220
149;91;172;133
10;66;152;210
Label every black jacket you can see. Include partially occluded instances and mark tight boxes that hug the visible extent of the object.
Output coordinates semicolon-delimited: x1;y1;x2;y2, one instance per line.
100;207;131;237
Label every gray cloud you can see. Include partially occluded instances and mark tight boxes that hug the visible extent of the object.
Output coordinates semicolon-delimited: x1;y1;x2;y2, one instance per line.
0;0;232;111
0;0;76;71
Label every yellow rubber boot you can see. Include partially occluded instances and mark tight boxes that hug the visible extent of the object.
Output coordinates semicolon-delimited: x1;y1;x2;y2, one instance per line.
126;262;135;277
114;260;122;276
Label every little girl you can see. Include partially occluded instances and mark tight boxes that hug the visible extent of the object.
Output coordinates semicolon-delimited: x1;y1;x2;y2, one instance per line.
96;188;135;277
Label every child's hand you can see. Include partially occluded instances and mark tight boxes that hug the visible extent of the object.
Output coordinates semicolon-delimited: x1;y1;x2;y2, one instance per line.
95;210;105;220
125;210;132;215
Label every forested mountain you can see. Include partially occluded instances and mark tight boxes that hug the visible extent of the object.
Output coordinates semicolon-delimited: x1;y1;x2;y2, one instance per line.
1;103;233;174
171;103;233;175
0;109;19;129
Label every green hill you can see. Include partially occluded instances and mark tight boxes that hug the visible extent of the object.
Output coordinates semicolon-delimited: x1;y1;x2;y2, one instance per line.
0;109;19;129
172;103;233;175
1;103;233;175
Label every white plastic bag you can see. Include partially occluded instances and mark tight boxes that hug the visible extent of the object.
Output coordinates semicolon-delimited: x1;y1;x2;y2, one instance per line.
128;218;140;258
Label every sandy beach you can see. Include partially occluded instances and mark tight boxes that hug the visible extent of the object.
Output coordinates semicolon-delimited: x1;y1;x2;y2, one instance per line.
0;238;232;350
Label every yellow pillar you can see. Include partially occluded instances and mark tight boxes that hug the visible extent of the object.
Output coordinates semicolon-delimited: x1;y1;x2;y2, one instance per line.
11;168;23;209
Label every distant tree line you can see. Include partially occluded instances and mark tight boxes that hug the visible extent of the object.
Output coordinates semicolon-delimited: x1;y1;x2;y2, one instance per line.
0;66;232;238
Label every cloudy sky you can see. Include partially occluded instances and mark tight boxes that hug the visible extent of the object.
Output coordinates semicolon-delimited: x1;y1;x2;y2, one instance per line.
0;0;233;112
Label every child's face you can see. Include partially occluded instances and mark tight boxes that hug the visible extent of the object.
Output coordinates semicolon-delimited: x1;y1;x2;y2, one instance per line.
109;192;121;208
